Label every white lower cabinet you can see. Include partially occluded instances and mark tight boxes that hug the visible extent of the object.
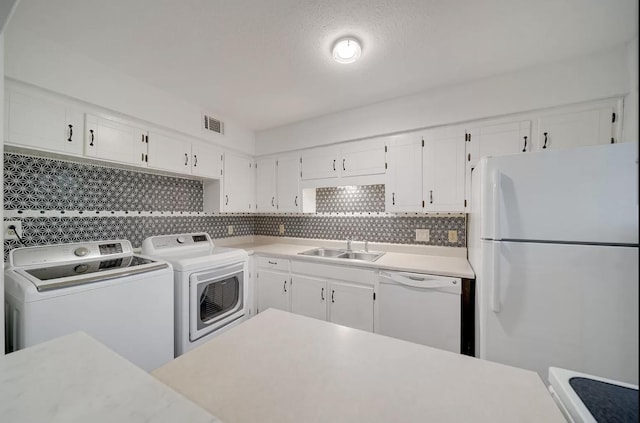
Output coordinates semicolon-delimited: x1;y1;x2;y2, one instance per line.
327;281;374;332
256;268;290;313
290;275;327;320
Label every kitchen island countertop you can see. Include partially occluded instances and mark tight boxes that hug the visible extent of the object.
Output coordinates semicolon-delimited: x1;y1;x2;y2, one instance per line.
153;309;565;423
0;332;220;423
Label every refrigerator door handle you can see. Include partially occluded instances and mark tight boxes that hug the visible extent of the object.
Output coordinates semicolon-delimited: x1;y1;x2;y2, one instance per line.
491;241;501;313
492;169;502;240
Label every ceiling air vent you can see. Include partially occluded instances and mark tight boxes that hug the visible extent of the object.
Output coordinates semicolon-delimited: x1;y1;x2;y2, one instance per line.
203;114;224;135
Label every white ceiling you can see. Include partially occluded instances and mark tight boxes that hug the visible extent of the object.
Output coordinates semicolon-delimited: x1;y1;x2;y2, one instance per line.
7;0;639;131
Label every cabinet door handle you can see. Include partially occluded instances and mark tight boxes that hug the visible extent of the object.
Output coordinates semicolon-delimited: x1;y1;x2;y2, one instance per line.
141;153;145;162
542;132;548;149
342;158;346;171
184;153;189;166
331;289;335;303
283;281;287;293
271;197;275;207
522;136;528;152
194;154;198;167
392;192;395;205
429;190;433;204
294;196;298;207
67;124;73;142
333;159;336;171
321;287;325;301
268;260;277;265
225;195;229;205
89;129;94;146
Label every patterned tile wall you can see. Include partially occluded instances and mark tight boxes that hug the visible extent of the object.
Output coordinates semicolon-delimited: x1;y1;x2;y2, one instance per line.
255;215;466;247
4;153;202;211
3;152;466;260
316;185;385;213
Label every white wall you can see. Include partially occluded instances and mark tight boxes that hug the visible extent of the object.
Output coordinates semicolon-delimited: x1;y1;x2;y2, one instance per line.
622;37;639;143
257;44;632;155
4;26;255;155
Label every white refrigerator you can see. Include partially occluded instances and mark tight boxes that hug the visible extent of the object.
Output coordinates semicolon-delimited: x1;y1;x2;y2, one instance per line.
468;142;639;384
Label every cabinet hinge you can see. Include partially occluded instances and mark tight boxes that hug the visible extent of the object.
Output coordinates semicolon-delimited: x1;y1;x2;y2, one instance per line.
467;153;471;162
300;157;302;164
145;135;148;143
221;154;223;161
255;163;257;169
220;169;223;176
611;137;615;144
276;160;278;166
384;145;387;152
612;112;616;123
464;199;467;207
385;162;387;169
468;133;472;142
300;171;302;177
422;200;425;208
145;154;148;163
422;138;424;147
373;292;376;301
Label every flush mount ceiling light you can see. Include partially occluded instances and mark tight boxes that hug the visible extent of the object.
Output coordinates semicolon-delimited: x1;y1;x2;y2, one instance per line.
332;37;362;64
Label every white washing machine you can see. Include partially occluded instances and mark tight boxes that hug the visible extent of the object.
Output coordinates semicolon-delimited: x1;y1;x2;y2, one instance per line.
4;240;174;371
141;233;249;356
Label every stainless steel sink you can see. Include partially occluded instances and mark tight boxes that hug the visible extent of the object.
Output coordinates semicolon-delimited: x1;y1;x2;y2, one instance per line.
298;248;385;262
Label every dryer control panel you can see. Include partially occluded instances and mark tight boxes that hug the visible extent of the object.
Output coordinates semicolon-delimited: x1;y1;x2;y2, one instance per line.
142;233;214;253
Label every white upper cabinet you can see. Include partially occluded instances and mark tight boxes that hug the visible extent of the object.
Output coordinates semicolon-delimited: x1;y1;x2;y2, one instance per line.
536;105;616;151
339;138;387;177
301;138;387;182
223;152;254;212
467;120;532;168
84;114;148;167
385;132;423;212
256;157;277;212
423;126;466;213
146;131;191;174
191;141;223;179
6;89;84;156
301;146;339;180
276;154;302;212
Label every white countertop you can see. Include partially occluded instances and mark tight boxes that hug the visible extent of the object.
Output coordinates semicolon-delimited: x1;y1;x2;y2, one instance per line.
0;332;220;423
153;309;565;423
220;236;475;279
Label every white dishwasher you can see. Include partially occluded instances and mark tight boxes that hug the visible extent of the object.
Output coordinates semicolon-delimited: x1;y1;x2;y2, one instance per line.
377;271;461;353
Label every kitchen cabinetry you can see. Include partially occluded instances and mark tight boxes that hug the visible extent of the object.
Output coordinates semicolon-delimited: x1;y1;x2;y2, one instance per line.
290;274;327;320
6;89;84;156
256;154;302;212
423;126;466;212
84;114;148;166
385;132;423;212
256;257;291;313
300;138;386;182
290;260;375;332
466;120;532;168
536;105;616;151
191;140;223;179
256;157;277;212
222;152;255;212
146;131;191;174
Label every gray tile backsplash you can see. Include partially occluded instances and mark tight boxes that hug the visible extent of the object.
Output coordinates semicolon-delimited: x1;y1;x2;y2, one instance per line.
4;152;466;260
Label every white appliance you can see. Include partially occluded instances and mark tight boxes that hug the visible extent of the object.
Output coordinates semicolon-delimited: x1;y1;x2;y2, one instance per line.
4;240;174;371
377;271;463;354
548;367;638;423
141;233;249;356
468;142;639;384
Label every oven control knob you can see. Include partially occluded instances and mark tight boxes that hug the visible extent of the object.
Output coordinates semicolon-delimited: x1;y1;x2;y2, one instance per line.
74;264;89;273
74;247;89;257
176;236;187;244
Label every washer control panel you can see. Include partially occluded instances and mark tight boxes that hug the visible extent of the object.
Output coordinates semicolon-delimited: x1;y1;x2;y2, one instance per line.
9;240;133;268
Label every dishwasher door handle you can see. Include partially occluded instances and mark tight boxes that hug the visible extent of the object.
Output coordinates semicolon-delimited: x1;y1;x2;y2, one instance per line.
380;271;459;291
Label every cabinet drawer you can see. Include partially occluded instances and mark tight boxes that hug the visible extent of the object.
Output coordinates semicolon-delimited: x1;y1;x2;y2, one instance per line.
257;256;290;272
291;260;375;286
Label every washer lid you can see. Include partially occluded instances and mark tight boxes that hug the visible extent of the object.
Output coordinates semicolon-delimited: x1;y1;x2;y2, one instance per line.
549;367;639;423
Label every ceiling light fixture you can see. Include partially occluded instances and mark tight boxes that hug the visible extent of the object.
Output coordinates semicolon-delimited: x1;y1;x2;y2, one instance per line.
332;37;362;64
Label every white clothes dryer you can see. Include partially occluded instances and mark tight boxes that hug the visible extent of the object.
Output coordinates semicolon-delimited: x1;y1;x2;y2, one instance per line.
141;233;249;356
